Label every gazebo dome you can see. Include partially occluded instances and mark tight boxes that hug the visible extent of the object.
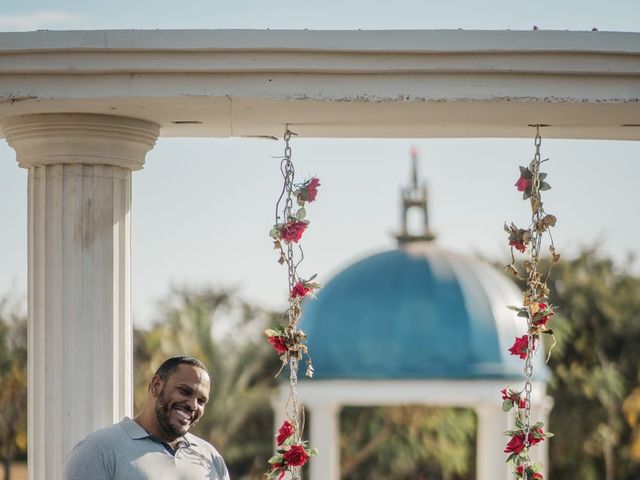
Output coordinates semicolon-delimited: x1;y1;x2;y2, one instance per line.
300;242;549;381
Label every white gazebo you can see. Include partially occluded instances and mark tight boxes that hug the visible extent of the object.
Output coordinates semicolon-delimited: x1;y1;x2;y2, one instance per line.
0;29;639;480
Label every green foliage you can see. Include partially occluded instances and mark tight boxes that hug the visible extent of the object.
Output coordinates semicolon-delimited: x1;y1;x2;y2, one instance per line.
545;249;640;480
0;297;28;478
133;287;281;480
340;406;476;480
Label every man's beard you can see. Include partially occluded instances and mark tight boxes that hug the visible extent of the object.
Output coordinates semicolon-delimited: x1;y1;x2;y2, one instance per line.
155;387;191;439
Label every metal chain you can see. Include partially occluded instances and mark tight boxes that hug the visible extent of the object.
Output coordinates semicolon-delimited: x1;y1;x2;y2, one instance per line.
281;129;302;480
521;126;543;480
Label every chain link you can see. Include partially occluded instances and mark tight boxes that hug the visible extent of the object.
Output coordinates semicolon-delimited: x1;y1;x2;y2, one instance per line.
281;128;303;480
521;125;543;480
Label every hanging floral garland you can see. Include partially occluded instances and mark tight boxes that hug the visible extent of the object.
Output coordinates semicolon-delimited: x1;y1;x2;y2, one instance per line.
265;129;319;480
502;126;558;480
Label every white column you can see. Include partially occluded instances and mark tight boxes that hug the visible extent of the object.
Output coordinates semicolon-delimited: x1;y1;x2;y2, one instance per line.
530;396;553;479
308;401;340;480
475;403;512;480
3;113;159;480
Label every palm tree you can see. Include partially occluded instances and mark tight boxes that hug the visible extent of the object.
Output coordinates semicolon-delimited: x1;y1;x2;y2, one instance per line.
134;287;281;479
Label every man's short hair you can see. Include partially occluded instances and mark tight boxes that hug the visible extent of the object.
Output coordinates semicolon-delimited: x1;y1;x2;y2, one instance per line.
154;356;209;381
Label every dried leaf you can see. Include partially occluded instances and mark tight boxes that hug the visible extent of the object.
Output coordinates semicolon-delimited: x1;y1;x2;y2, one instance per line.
542;214;557;227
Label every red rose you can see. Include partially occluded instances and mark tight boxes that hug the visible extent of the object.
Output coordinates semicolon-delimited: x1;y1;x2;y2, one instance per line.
306;178;320;202
291;282;311;299
528;426;545;446
516;465;543;479
515;176;531;192
277;421;295;445
534;302;554;326
505;433;526;454
280;221;307;243
297;178;321;203
283;444;310;467
501;388;527;409
268;335;288;355
509;240;526;253
508;335;529;360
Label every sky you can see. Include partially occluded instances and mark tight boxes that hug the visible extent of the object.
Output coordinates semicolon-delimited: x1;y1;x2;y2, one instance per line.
1;1;639;327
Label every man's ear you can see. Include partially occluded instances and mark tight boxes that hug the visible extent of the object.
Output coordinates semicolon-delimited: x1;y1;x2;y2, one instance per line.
149;375;163;397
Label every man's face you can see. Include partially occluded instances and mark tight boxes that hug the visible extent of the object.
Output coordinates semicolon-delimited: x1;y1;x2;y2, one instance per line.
153;364;210;441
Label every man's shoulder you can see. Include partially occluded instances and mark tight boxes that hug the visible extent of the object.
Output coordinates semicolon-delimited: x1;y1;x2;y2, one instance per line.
82;418;134;448
184;432;223;457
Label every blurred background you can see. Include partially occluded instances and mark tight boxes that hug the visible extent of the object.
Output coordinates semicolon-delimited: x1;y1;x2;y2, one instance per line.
2;1;640;479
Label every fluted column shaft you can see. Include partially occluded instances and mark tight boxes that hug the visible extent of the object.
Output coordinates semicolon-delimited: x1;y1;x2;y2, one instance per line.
308;402;340;480
3;113;158;480
475;403;513;480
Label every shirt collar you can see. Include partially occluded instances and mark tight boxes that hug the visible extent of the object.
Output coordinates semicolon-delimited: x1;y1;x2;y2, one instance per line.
120;417;195;447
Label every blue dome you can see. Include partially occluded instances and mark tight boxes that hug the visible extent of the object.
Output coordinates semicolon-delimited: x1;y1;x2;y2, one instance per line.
300;244;549;381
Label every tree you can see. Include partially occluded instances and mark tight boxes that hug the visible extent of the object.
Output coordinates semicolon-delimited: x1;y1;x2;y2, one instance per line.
546;249;640;480
133;287;281;479
0;297;27;480
340;406;476;480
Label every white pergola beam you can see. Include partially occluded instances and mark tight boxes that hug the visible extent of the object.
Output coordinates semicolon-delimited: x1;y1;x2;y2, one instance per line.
1;29;639;140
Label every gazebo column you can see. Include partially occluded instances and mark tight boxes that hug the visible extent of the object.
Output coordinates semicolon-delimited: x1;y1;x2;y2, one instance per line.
475;403;512;480
3;113;159;480
308;401;341;480
530;396;553;479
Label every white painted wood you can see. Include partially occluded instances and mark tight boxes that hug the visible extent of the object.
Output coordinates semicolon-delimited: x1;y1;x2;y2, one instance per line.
0;30;639;140
289;380;550;480
476;403;513;480
299;379;547;407
3;113;158;480
308;402;340;480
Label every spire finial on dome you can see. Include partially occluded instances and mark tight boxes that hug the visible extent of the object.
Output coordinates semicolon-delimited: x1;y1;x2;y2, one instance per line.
395;146;436;245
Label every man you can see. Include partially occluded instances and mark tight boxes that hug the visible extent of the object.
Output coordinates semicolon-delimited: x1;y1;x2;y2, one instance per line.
63;356;230;480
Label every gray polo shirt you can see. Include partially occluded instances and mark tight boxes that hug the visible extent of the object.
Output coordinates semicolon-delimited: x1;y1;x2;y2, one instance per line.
63;417;230;480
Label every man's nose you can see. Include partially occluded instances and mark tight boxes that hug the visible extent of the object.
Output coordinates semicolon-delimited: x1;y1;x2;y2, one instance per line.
186;396;198;410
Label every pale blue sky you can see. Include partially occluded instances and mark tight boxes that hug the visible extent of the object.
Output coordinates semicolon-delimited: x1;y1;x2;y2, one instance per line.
1;2;639;325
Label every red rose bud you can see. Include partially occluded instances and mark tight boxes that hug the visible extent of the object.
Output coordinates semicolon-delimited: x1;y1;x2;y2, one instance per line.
283;444;310;467
528;426;545;446
508;335;529;360
280;220;308;243
268;335;288;355
509;240;526;253
515;176;531;192
306;178;320;202
291;282;311;299
515;466;542;479
277;420;295;445
534;302;554;326
504;433;526;454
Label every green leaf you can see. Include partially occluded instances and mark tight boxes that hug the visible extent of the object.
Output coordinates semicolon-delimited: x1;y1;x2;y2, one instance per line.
539;181;551;191
268;454;284;464
296;207;307;220
519;166;528;176
523;190;531;200
503;399;514;412
538;172;547;181
507;305;523;312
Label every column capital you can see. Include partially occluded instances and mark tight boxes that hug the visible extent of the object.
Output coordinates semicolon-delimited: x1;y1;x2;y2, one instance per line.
3;113;159;171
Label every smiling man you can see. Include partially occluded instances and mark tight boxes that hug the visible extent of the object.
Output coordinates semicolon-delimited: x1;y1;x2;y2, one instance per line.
63;356;230;480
